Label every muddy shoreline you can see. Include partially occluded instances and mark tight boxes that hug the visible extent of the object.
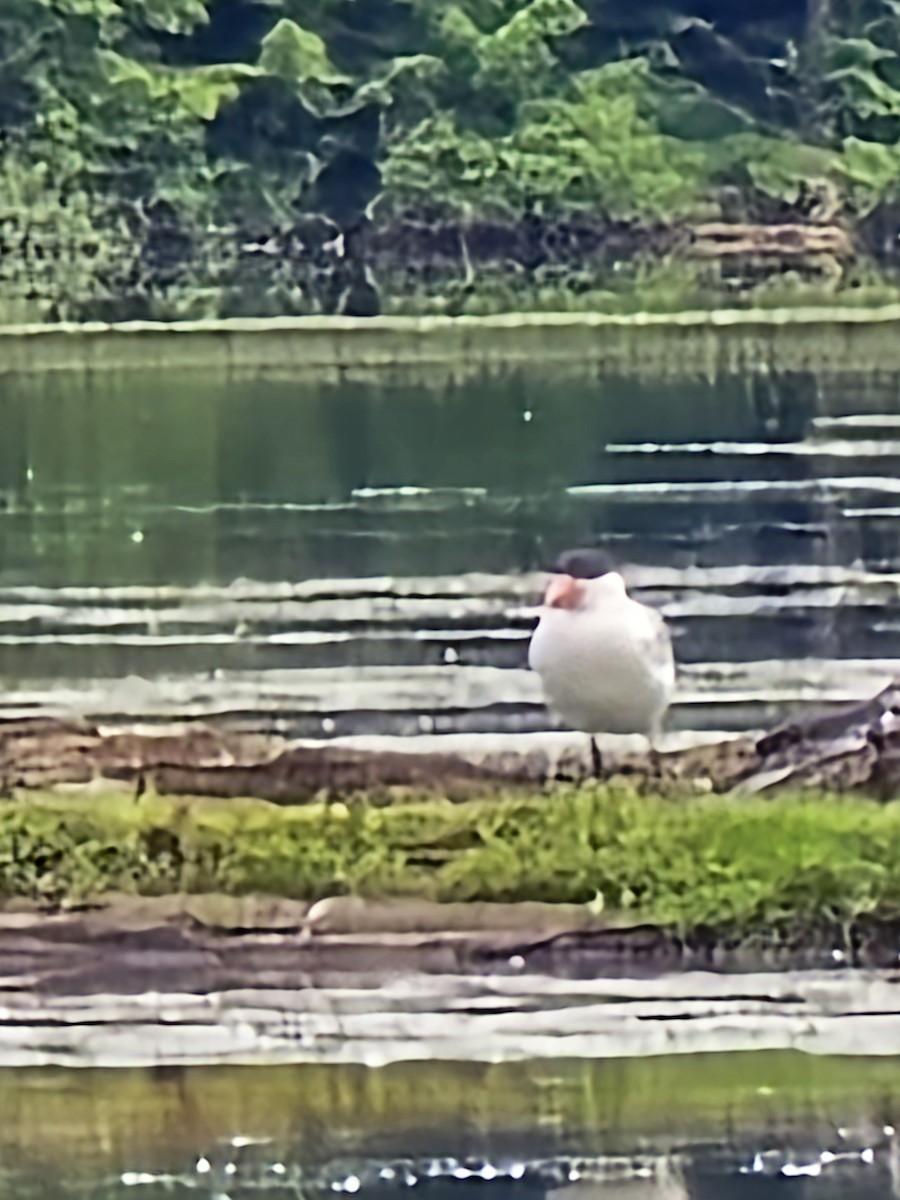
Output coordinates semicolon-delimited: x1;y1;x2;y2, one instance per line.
1;899;900;1067
1;891;897;993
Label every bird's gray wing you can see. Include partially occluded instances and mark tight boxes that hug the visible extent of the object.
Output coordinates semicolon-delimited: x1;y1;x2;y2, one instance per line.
635;605;676;686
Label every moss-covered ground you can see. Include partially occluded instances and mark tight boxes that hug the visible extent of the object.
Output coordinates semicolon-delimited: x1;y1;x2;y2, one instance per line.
2;784;898;941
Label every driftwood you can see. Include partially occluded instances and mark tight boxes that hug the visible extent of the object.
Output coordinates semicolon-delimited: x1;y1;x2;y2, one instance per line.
2;681;900;800
688;222;852;261
733;681;900;797
0;717;527;801
686;220;853;287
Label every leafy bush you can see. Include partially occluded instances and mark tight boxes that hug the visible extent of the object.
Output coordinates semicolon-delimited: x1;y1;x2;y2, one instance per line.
8;0;900;313
385;62;708;220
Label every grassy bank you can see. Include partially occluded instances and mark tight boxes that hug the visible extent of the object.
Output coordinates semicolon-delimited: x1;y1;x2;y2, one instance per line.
7;785;900;939
9;305;900;380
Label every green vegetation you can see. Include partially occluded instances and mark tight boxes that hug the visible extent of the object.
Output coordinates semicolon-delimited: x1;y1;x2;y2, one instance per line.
8;785;900;941
9;0;900;318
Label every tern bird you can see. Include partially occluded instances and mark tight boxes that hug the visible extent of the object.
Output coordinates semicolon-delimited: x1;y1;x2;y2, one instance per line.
528;548;676;776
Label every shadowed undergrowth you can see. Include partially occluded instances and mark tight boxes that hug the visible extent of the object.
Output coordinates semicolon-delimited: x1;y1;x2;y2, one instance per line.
4;786;900;939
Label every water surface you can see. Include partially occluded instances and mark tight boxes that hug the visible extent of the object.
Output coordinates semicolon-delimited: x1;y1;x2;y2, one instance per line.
0;365;899;739
3;1052;900;1198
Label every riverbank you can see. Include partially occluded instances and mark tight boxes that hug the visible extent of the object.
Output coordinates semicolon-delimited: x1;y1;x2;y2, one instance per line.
0;687;897;948
0;724;899;1068
9;304;900;379
3;782;899;953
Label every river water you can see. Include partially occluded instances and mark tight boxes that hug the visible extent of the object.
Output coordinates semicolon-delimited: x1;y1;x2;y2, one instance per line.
5;1052;900;1199
4;360;900;1194
1;364;900;742
1;927;898;1196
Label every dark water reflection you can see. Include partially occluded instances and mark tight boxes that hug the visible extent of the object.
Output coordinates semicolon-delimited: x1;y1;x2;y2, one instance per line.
0;365;869;588
2;1051;900;1199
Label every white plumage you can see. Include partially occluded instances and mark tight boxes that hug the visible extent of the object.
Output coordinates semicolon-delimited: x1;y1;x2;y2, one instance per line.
528;569;675;743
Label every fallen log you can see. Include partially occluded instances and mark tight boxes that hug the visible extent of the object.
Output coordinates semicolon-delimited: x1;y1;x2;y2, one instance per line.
688;221;852;261
0;678;899;800
733;681;900;796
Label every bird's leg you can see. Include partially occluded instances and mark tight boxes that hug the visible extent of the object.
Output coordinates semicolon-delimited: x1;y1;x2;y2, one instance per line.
590;737;604;779
647;735;665;782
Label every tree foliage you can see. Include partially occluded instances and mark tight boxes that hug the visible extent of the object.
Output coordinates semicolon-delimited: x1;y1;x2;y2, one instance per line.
5;0;900;317
385;62;708;221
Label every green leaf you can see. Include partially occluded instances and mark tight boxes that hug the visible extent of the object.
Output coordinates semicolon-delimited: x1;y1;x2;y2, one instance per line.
647;77;753;141
707;133;839;202
259;18;350;85
384;61;708;222
827;64;900;117
97;49;155;90
355;54;445;107
176;65;258;119
463;0;587;113
38;0;121;18
826;36;894;73
480;0;588;76
837;135;900;197
748;144;839;203
439;5;482;48
139;0;210;35
497;0;587;41
98;52;257;120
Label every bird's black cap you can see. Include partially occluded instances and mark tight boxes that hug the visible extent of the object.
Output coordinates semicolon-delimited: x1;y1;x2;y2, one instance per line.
550;548;615;579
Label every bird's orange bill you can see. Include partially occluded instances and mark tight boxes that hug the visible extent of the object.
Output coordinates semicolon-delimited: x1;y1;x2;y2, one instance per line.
543;574;584;610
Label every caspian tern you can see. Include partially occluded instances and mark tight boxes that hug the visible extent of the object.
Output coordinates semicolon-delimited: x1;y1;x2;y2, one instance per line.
528;549;676;775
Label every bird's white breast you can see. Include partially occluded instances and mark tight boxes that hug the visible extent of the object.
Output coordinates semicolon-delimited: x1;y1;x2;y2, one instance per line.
528;599;674;736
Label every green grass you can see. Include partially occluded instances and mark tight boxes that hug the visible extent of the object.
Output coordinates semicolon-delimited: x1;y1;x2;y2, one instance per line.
384;260;900;317
5;784;900;939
